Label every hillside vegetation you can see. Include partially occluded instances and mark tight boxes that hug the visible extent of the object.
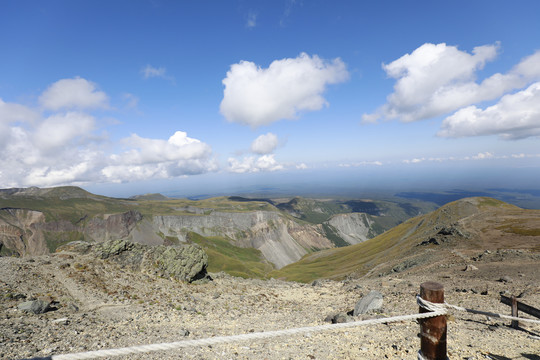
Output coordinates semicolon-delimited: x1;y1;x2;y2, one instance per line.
271;197;540;282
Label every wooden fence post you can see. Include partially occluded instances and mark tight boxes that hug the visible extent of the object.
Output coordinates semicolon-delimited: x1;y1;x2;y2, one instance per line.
511;296;519;329
419;282;447;360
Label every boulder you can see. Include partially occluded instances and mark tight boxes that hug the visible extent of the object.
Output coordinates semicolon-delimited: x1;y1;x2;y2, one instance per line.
18;299;51;314
57;239;209;283
150;245;208;283
353;290;383;316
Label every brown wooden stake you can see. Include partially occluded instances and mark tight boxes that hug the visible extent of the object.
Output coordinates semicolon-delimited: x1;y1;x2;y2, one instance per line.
511;296;519;329
419;282;447;360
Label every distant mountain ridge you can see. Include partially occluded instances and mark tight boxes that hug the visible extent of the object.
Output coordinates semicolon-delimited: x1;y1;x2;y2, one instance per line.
0;186;95;199
130;193;170;201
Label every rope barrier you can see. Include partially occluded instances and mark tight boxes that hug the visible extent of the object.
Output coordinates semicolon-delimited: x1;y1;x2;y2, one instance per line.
20;294;538;360
41;310;446;360
416;296;540;325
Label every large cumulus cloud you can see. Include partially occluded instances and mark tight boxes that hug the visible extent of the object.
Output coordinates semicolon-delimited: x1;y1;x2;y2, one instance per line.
0;78;216;187
363;43;540;123
438;82;540;140
220;53;349;127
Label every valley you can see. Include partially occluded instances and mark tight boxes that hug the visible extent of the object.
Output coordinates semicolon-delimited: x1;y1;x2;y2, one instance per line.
0;186;436;273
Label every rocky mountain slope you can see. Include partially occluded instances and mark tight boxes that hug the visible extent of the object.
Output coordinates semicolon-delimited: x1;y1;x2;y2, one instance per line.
272;197;540;282
1;239;538;359
0;187;433;271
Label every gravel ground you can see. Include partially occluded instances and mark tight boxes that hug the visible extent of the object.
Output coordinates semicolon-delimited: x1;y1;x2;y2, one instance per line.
1;251;539;360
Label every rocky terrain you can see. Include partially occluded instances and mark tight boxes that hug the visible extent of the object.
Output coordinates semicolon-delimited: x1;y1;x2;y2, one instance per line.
1;241;539;359
1;191;539;359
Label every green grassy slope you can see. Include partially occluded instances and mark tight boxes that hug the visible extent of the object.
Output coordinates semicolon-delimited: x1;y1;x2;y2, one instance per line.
269;197;521;283
188;232;274;278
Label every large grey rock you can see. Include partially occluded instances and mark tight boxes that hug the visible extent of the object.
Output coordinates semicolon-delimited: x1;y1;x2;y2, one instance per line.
149;244;208;282
18;299;51;314
353;290;383;316
57;239;208;283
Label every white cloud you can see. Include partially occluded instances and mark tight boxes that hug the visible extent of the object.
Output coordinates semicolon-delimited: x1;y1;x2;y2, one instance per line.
39;77;109;111
1;78;217;187
116;131;212;165
246;11;257;28
33;112;95;151
141;65;167;79
296;163;308;170
250;132;279;154
472;152;494;160
220;53;349;127
228;154;284;173
339;161;383;167
24;162;94;187
438;82;540;139
102;131;217;183
363;44;540;123
280;0;299;27
122;93;140;110
0;98;39;124
402;158;425;164
0;99;40;148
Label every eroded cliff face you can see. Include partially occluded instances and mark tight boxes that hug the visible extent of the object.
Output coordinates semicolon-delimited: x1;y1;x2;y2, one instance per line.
0;209;147;257
325;213;375;245
0;209;48;256
85;210;143;242
153;211;333;268
1;207;337;268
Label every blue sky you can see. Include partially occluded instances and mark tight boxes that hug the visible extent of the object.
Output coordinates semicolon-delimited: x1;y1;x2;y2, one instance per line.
1;0;540;197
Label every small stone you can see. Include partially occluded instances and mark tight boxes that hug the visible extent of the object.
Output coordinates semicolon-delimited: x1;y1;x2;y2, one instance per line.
332;312;354;323
52;318;69;325
498;276;513;283
463;264;478;271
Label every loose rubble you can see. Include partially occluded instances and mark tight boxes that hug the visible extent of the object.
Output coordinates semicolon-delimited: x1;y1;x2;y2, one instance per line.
1;248;539;360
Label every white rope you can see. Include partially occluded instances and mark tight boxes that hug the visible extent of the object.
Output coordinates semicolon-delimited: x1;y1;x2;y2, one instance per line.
416;296;540;325
51;310;445;360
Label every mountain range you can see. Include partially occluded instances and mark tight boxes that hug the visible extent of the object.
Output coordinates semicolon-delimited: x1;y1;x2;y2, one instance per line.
1;186;539;282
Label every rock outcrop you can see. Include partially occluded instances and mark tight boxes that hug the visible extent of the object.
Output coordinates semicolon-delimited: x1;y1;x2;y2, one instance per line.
59;239;209;283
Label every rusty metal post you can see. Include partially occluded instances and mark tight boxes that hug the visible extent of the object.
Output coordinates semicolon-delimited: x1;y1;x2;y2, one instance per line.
511;296;519;329
419;282;447;360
